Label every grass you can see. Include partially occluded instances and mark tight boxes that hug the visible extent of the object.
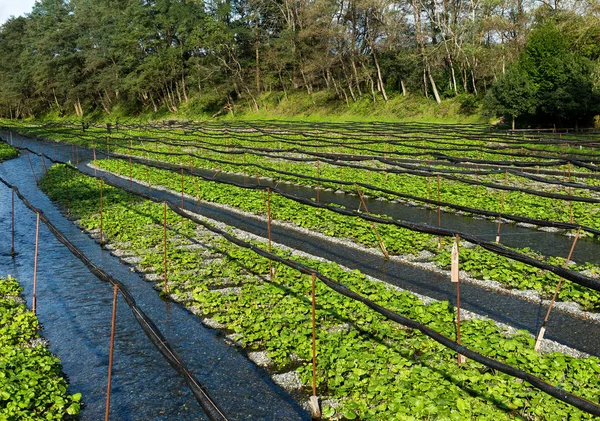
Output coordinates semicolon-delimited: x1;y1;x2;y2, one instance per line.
1;91;489;125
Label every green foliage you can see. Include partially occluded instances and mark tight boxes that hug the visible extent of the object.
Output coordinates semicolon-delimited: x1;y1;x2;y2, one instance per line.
0;277;81;419
484;65;537;126
0;142;18;162
486;21;600;126
38;164;600;420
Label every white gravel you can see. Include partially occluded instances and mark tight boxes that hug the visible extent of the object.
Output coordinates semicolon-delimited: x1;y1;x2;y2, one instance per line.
247;351;273;367
272;371;303;390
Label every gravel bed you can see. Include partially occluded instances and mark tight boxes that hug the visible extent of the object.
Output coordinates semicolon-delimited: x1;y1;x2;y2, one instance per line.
272;371;303;391
247;351;273;367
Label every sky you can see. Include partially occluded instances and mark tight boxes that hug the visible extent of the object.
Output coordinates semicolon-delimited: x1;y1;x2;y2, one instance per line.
0;0;37;26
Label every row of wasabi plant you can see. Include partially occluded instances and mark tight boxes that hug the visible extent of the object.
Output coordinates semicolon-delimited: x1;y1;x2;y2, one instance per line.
39;164;600;420
96;158;600;312
0;276;81;419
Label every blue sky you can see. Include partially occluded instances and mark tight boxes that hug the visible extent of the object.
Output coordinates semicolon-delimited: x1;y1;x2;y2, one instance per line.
0;0;37;25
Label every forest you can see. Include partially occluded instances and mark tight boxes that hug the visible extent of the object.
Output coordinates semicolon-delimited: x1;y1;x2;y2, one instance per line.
0;0;599;126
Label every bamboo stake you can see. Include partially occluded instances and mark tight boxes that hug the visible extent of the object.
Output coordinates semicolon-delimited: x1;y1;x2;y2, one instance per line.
355;185;389;259
32;212;40;314
11;188;15;256
534;228;581;352
309;273;321;418
76;145;79;164
163;202;170;294
105;284;118;421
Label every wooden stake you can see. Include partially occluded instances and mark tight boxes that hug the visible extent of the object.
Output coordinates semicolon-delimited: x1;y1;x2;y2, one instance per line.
11;188;15;256
452;235;466;365
32;212;40;314
437;175;442;249
316;161;321;203
534;228;581;352
65;165;70;217
475;163;479;196
267;188;274;279
41;153;48;175
243;152;247;185
181;167;185;209
427;176;431;202
355;185;389;259
568;162;573;224
93;148;98;177
189;159;200;203
496;171;508;243
27;153;38;186
310;273;321;418
163;202;170;294
105;284;118;421
99;180;104;245
129;156;133;190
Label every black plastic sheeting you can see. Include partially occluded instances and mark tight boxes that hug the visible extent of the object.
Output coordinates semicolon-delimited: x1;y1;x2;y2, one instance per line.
8;137;600;293
170;205;600;418
100;142;600;237
0;149;311;421
88;150;600;295
37;154;600;416
96;134;600;190
0;176;229;421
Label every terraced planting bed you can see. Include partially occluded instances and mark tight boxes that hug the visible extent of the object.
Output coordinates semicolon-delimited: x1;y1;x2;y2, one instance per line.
2;120;600;420
39;164;600;420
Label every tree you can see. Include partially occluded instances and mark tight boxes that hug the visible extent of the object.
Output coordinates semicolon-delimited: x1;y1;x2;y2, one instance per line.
484;64;536;129
485;21;600;127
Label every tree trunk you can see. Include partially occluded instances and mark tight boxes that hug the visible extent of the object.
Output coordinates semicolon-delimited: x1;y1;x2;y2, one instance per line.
255;17;261;94
427;63;442;104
